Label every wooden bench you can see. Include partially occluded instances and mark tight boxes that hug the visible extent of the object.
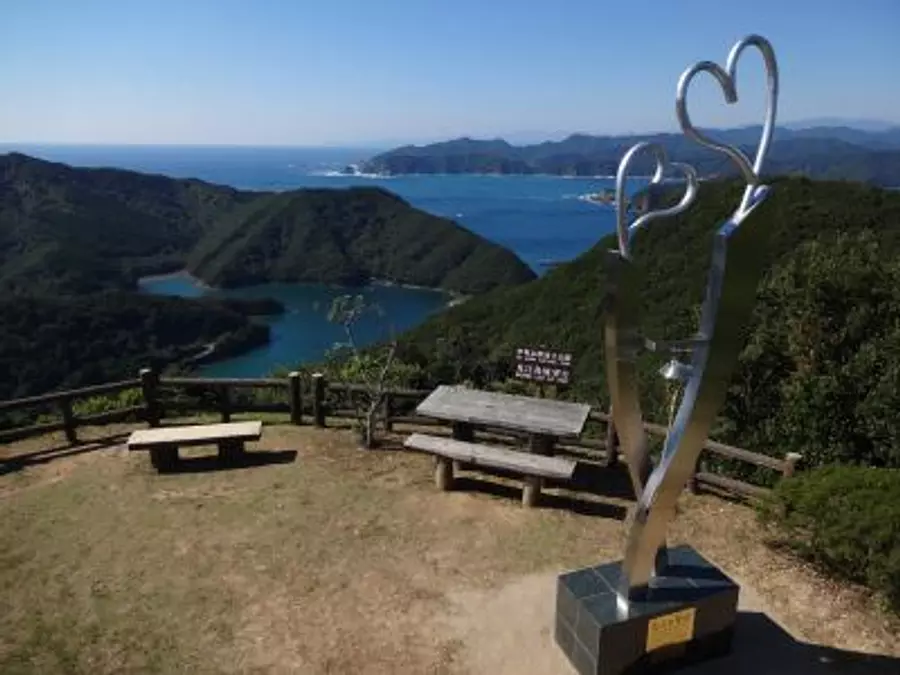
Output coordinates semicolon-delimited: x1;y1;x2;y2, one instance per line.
404;432;577;507
127;421;263;472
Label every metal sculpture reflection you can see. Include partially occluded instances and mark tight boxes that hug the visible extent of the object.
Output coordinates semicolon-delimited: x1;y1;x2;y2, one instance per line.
606;143;698;505
607;34;780;608
676;34;779;214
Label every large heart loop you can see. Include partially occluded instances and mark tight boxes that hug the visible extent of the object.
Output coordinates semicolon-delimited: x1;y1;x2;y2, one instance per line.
615;141;699;259
675;34;779;212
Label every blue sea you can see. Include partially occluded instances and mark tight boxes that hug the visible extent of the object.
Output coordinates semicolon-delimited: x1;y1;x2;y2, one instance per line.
6;144;633;376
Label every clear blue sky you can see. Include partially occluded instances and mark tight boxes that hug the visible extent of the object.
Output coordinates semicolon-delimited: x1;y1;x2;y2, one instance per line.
1;0;898;146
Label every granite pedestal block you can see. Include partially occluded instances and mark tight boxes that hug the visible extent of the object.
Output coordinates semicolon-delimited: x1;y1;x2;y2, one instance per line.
555;545;738;675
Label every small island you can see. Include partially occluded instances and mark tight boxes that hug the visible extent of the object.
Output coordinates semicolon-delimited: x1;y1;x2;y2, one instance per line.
582;188;616;206
581;187;653;213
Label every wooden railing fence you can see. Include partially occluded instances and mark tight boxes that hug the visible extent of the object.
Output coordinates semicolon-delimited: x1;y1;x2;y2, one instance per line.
0;367;801;499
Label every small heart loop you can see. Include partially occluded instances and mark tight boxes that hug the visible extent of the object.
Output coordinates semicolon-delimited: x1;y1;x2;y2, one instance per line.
615;142;699;259
675;34;779;213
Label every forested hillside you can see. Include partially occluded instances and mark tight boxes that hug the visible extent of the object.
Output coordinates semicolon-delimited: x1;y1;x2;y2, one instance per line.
187;186;534;292
0;293;270;400
398;177;900;468
0;153;535;296
0;153;534;397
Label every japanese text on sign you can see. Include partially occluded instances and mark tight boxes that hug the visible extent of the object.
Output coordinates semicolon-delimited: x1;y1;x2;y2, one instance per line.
645;607;696;652
515;348;573;384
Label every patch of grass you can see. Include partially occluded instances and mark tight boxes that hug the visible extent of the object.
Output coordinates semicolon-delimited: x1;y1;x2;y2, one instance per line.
0;423;623;673
2;423;898;672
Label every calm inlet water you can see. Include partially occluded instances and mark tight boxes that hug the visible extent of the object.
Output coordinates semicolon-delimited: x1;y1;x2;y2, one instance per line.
139;274;449;378
8;144;639;376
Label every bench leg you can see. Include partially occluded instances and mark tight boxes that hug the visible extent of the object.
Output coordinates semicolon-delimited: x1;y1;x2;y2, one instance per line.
150;444;179;473
435;457;454;491
522;476;542;507
452;422;474;472
218;439;245;466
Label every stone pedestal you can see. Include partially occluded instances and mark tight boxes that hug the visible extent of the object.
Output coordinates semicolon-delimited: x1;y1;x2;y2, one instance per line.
555;545;738;675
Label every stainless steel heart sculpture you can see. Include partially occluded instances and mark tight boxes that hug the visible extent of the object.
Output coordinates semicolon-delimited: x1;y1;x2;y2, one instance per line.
675;34;779;214
605;34;781;611
614;142;699;260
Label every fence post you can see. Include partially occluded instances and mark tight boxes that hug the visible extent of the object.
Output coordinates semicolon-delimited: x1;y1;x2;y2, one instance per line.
219;385;231;423
60;396;77;444
689;457;707;494
782;452;802;478
604;407;619;468
288;372;303;425
382;391;393;432
140;367;160;428
312;373;326;427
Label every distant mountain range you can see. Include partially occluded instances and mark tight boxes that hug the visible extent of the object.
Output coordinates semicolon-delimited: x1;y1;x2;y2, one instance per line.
361;125;900;185
783;117;899;132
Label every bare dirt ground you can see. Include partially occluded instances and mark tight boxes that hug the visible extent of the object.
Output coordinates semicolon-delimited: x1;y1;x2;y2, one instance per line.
1;420;898;674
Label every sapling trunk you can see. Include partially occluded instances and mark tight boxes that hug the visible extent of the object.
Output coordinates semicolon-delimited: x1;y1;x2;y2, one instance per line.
328;293;398;450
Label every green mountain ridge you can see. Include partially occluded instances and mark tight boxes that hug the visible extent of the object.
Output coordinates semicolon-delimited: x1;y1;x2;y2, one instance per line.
0;152;535;295
0;153;535;399
186;186;534;292
397;176;900;469
363;128;900;185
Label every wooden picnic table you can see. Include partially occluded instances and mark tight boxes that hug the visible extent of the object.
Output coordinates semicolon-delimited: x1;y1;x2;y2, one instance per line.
415;385;591;455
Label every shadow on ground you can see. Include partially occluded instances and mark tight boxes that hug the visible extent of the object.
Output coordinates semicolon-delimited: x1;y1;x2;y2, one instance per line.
153;449;298;474
0;433;129;476
681;612;900;674
383;431;635;518
452;474;628;520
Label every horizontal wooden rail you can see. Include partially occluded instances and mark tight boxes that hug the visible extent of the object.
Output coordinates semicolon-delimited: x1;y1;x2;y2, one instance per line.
240;402;291;414
0;371;801;502
0;379;140;412
75;405;147;427
587;409;792;475
325;383;429;398
386;415;444;427
695;472;770;500
159;377;287;388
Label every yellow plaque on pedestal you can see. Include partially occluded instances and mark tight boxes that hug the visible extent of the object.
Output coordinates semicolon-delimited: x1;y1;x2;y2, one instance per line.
645;607;696;652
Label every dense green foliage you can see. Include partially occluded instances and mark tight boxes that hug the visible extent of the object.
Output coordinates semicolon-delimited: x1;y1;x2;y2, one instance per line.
0;152;533;399
0;152;247;295
363;128;900;185
758;466;900;612
398;177;900;469
188;187;535;292
0;152;534;296
0;293;270;400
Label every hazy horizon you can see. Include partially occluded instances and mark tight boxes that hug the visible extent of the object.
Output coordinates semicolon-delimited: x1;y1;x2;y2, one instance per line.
2;0;899;146
3;114;899;152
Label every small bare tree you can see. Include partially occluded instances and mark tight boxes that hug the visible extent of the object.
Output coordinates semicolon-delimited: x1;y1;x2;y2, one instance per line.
327;293;397;448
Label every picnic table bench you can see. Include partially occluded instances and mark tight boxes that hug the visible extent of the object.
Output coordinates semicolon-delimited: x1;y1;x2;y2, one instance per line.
127;420;263;472
406;385;590;506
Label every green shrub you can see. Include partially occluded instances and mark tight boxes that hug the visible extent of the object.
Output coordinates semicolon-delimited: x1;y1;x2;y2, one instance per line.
758;465;900;613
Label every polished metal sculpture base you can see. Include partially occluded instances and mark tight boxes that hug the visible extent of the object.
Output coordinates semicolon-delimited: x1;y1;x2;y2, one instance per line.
554;545;738;675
